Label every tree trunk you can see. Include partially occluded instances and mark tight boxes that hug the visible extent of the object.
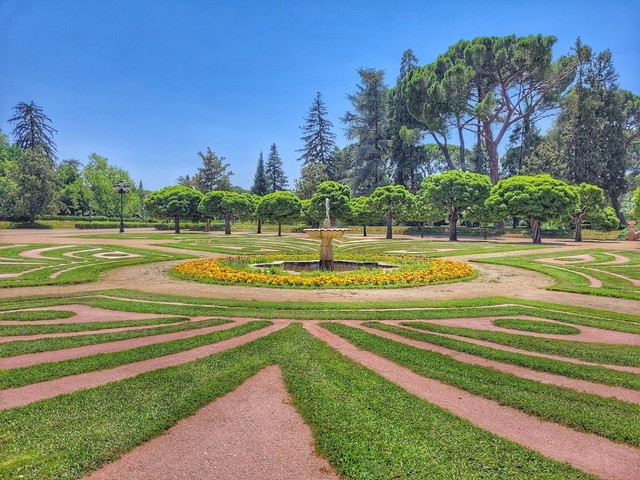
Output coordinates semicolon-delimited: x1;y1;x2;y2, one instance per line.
530;218;542;244
575;219;582;242
421;221;425;238
257;219;262;234
363;224;367;237
277;222;282;236
386;214;393;239
610;196;627;227
205;218;211;232
174;214;180;234
224;216;231;235
483;225;487;240
483;121;500;184
448;207;458;242
457;122;466;171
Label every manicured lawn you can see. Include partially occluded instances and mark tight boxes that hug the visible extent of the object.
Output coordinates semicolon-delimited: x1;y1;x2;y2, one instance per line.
0;324;596;479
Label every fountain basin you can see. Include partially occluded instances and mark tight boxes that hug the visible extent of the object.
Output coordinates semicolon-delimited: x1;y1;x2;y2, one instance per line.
251;259;398;274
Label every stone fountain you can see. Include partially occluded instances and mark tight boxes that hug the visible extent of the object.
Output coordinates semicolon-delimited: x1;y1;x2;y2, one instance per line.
304;198;349;271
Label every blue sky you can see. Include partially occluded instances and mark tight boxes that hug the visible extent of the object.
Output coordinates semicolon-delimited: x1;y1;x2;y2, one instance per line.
1;0;639;190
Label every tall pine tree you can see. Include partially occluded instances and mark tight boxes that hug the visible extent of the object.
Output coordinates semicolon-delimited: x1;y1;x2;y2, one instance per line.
342;68;391;195
297;92;337;179
265;143;288;192
557;40;627;222
8;101;57;162
389;49;425;192
251;151;269;195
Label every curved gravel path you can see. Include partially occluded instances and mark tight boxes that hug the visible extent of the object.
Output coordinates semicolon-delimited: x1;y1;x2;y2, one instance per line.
423;315;640;345
0;320;242;369
396;323;640;374
305;323;640;480
352;322;640;404
0;322;288;410
84;365;339;480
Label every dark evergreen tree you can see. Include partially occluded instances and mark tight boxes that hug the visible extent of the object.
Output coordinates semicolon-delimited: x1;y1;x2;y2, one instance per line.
342;68;391;195
297;92;337;179
557;41;627;222
265;143;288;192
8;101;58;162
389;50;424;192
251;151;269;195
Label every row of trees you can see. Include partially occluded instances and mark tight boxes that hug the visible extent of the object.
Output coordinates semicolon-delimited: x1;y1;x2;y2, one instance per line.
256;36;639;225
143;175;622;244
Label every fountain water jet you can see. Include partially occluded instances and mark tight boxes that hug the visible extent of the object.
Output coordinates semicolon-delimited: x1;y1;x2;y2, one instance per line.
303;198;349;271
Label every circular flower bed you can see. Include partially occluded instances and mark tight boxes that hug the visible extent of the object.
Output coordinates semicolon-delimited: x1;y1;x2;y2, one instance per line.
173;254;475;288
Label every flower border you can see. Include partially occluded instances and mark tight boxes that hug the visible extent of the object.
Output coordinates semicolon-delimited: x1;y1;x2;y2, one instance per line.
173;254;475;288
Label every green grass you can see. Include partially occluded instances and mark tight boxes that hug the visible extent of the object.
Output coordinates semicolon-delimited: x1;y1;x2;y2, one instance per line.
0;316;188;337
322;322;640;447
0;318;230;357
0;321;270;390
492;318;581;335
477;249;640;300
364;322;640;390
0;324;596;479
0;243;194;288
401;322;640;366
0;310;75;321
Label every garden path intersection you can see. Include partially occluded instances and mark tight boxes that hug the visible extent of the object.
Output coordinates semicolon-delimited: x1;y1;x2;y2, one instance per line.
1;229;639;479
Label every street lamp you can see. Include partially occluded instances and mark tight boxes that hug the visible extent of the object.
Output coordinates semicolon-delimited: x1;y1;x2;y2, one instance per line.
112;181;131;233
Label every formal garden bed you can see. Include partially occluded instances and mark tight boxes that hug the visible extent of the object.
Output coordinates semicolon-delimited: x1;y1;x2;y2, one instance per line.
173;254;475;288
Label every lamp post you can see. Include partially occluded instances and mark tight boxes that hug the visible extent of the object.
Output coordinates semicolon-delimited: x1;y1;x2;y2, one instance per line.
112;181;131;233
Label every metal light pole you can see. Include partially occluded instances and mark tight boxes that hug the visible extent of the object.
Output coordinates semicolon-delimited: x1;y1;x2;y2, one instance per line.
112;181;131;233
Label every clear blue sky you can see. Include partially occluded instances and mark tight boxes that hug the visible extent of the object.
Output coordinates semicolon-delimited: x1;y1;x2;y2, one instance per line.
1;0;638;190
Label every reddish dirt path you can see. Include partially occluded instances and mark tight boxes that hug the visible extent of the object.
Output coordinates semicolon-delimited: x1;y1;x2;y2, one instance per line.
421;315;640;345
84;365;339;480
395;324;640;375
0;320;242;369
0;304;173;325
351;322;640;404
0;322;288;410
304;323;640;480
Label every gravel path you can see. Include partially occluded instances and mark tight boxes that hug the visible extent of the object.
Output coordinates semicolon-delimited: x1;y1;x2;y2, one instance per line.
395;324;640;374
351;322;640;404
304;322;640;480
0;320;242;369
84;365;339;480
0;322;288;410
421;315;640;345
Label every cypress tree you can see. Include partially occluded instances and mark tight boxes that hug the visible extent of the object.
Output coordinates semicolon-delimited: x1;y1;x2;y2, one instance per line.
265;143;288;192
250;151;269;195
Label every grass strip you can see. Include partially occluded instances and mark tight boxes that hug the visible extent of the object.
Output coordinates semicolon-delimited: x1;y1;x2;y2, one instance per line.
0;321;270;390
0;317;187;337
277;324;594;479
0;311;75;321
364;322;640;391
0;318;230;357
0;324;594;479
402;322;640;366
492;318;580;335
322;322;640;447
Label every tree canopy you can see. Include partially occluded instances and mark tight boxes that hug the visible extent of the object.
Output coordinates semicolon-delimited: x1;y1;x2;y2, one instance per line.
144;185;203;233
298;92;337;177
486;174;578;243
421;170;492;241
256;191;301;236
199;190;252;234
369;184;413;239
265;143;288;192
